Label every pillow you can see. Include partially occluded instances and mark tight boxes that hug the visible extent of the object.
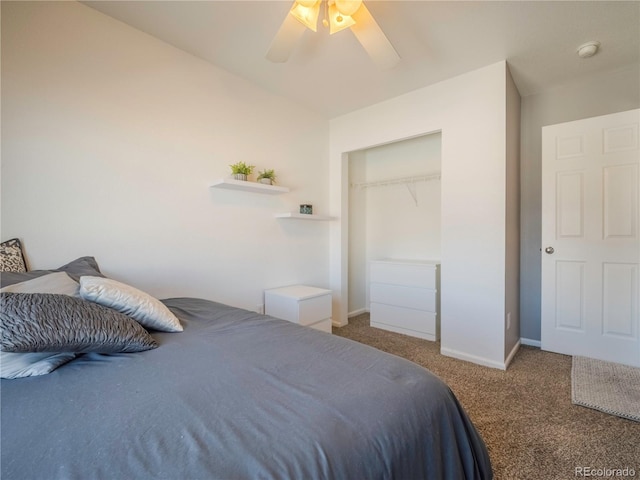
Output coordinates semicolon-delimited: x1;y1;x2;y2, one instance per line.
0;238;27;273
56;256;104;282
1;293;158;353
1;271;80;296
0;271;82;379
79;276;183;333
0;256;104;288
1;352;77;379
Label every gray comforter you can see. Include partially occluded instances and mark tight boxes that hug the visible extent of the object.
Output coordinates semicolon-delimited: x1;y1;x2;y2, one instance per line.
1;297;492;479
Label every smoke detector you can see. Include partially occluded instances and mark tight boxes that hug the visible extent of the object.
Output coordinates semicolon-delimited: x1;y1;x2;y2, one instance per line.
577;41;600;58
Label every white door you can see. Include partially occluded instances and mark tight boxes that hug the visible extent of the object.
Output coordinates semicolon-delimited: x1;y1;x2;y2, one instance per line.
541;109;640;367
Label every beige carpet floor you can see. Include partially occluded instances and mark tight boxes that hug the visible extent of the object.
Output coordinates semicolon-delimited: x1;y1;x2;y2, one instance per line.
334;314;640;480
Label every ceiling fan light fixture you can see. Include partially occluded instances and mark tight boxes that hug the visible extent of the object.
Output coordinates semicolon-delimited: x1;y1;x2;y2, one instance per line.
290;1;321;32
328;2;355;34
267;0;400;68
296;0;320;7
335;0;362;16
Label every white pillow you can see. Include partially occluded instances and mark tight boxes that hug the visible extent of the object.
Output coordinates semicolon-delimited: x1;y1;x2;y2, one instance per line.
79;276;183;333
1;272;79;379
1;271;80;296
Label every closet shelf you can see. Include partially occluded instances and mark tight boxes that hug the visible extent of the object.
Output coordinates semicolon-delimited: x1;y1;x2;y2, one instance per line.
350;172;441;207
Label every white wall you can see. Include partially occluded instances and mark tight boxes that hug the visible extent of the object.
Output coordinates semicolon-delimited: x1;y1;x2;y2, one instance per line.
520;64;640;343
347;134;441;315
505;66;521;359
1;1;330;310
331;62;516;368
347;152;368;314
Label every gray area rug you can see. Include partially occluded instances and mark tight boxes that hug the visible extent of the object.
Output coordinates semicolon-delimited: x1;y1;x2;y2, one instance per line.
572;356;640;422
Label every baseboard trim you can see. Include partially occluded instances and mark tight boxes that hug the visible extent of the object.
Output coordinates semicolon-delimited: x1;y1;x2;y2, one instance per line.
348;308;367;318
440;347;509;370
332;319;348;328
521;338;541;348
504;340;520;369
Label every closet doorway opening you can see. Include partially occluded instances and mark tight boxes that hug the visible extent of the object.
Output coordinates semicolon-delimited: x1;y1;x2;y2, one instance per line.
347;131;442;320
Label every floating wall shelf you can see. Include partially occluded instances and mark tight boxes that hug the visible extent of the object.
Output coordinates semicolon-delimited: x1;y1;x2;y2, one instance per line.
275;213;334;221
210;178;290;195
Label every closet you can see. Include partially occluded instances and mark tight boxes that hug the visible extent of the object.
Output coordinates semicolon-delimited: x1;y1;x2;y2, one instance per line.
348;132;442;340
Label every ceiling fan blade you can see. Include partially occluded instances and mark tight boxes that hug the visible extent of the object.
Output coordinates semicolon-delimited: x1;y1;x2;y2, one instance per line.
351;3;400;70
266;12;307;63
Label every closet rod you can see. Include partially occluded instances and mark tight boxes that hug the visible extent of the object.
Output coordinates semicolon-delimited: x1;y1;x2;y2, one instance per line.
350;172;441;190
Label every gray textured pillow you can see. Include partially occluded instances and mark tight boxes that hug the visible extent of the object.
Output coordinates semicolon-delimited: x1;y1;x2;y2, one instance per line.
0;293;158;353
0;272;81;378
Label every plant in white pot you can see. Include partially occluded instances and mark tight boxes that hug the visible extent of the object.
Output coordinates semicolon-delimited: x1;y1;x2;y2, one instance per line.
229;162;254;181
256;168;277;185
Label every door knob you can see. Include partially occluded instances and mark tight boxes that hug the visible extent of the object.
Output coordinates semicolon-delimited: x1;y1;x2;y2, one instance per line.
545;246;555;254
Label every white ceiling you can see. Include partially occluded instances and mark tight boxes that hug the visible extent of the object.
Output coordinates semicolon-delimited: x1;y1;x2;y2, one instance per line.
84;1;640;118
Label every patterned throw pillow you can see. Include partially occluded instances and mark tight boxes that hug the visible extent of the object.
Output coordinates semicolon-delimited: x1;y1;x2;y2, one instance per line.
0;238;27;273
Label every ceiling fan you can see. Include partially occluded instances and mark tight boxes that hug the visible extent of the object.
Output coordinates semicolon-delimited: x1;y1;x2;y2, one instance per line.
266;0;400;69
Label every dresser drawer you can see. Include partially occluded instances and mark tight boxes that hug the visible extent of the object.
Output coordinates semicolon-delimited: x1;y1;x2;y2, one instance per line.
370;262;437;289
370;283;437;311
297;295;331;326
370;302;437;337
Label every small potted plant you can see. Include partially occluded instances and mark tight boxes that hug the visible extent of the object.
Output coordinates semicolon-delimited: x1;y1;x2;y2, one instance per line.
229;161;254;181
257;168;277;185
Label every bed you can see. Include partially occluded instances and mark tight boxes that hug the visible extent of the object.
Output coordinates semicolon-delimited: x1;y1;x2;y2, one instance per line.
1;257;492;480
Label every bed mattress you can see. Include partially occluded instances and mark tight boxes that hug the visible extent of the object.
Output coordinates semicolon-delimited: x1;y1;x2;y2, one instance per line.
1;297;492;479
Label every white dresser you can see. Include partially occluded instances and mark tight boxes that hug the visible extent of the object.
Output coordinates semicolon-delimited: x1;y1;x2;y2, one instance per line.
264;285;332;333
369;259;440;341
